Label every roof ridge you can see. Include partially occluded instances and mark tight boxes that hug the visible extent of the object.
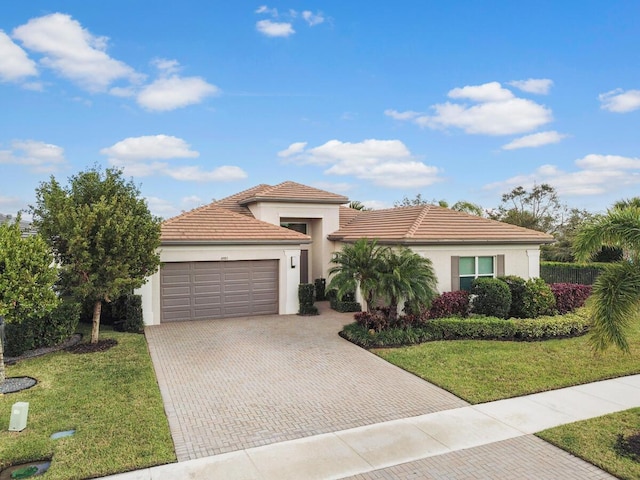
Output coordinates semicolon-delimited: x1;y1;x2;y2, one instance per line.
405;205;431;238
162;201;214;225
213;183;272;205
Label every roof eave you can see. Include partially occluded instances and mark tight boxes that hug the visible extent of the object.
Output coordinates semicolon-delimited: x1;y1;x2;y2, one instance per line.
328;236;555;246
239;196;348;206
161;238;313;246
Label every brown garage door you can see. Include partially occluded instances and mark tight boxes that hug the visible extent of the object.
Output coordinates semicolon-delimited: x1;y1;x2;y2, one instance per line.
160;260;279;322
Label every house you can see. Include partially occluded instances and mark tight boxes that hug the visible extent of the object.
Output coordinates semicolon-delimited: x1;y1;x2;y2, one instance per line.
137;181;554;325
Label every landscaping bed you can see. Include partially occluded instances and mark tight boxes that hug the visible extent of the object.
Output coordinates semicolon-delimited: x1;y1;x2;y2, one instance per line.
0;325;176;479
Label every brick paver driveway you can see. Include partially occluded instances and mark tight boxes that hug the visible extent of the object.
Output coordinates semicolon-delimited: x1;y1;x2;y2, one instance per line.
145;303;467;461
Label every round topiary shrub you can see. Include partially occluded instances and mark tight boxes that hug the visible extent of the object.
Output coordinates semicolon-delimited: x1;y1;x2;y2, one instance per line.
471;277;512;319
499;275;528;318
521;278;556;318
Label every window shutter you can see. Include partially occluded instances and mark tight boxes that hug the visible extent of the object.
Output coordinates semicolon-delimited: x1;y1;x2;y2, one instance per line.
451;256;460;291
497;254;505;277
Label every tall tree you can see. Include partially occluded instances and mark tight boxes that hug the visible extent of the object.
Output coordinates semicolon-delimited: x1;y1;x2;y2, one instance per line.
0;217;59;382
542;208;594;262
328;238;388;312
490;184;563;233
378;247;438;321
394;195;484;216
573;203;640;351
31;167;162;344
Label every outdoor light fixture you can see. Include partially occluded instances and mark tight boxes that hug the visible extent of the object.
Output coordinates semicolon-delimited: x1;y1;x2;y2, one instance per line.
291;256;298;268
9;402;29;432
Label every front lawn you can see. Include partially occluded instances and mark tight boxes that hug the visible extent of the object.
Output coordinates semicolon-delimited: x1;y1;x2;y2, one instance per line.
374;321;640;404
538;408;640;480
0;325;176;479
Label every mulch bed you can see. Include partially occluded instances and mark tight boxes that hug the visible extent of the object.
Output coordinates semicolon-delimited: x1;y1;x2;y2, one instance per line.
65;338;118;354
0;376;37;395
616;432;640;462
4;334;83;365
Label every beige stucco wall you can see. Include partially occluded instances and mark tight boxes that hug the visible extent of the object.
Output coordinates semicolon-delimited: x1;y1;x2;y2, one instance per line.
327;241;543;297
248;201;341;280
410;244;542;293
136;243;303;325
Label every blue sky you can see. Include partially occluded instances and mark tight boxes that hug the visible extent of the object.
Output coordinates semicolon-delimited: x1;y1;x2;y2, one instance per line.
1;1;639;219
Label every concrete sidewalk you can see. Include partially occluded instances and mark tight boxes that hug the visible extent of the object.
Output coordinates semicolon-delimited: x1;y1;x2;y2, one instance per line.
103;374;639;480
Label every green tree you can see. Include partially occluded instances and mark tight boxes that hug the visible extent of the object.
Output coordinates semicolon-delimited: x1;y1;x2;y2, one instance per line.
542;208;594;262
0;217;59;382
347;200;371;211
378;247;438;321
328;238;387;312
490;184;563;233
573;203;640;351
394;195;484;216
451;200;484;217
31;167;162;344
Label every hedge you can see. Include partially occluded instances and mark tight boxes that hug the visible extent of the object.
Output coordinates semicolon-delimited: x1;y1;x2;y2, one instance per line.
540;262;607;285
340;310;591;348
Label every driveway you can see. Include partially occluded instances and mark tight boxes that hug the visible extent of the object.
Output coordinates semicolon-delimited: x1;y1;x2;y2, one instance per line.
145;303;468;461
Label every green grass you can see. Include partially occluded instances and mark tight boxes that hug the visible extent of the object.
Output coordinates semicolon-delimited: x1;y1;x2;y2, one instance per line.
0;325;176;479
374;322;640;404
538;408;640;480
374;319;640;477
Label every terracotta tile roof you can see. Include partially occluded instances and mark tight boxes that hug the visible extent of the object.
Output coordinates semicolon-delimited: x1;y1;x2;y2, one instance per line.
339;206;362;228
239;181;349;205
328;205;555;245
211;184;271;216
162;205;311;243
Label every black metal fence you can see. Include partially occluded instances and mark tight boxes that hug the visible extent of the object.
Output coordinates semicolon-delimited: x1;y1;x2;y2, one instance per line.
540;262;607;285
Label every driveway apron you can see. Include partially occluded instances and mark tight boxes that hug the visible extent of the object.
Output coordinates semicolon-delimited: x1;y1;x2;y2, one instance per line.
145;303;468;461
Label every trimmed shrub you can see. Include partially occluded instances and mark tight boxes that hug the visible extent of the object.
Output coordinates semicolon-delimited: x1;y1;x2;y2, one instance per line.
4;300;81;356
340;309;591;348
112;294;145;332
550;283;592;314
521;278;556;318
328;289;361;312
471;278;512;319
314;278;327;301
427;291;470;319
354;310;388;332
499;276;528;318
298;283;319;316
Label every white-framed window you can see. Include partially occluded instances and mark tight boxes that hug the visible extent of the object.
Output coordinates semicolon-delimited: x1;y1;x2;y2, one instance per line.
459;256;495;291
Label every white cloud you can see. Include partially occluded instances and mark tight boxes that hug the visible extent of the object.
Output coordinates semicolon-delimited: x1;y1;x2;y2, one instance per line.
599;89;640;113
100;135;199;161
101;135;247;182
384;109;422;121
277;142;307;158
255;5;278;15
281;139;443;188
256;19;295;37
302;11;325;26
393;81;553;136
164;165;247;182
0;30;38;82
12;13;142;92
508;79;553;95
501;131;568;150
361;200;389;210
137;75;219;111
448;82;514;102
484;154;640;197
0;140;66;173
151;58;181;75
145;196;180;219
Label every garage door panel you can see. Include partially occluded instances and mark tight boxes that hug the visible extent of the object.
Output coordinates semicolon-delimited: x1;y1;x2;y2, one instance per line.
161;260;278;322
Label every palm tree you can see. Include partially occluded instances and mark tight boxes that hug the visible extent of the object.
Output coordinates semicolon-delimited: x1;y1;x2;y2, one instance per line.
573;204;640;351
328;238;387;311
348;200;371;211
378;247;438;321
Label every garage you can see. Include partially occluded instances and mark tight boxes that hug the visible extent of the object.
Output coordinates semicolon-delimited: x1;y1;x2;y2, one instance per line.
160;260;279;322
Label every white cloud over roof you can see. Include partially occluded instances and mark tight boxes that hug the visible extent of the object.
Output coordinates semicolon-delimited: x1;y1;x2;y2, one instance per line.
101;135;247;183
389;81;553;136
279;139;442;188
484;154;640;196
508;78;553;94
